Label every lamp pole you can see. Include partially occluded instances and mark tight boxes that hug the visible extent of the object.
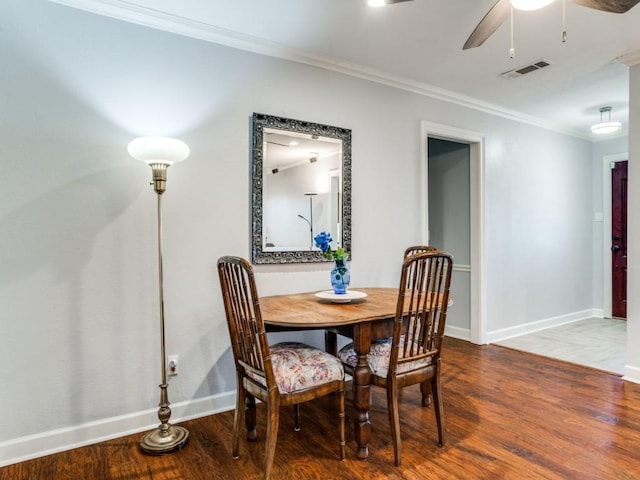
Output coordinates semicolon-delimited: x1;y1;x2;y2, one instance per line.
305;192;317;249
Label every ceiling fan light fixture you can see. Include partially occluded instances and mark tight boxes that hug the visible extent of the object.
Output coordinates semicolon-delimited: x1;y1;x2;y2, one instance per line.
591;121;622;135
510;0;556;11
367;0;387;7
590;106;622;135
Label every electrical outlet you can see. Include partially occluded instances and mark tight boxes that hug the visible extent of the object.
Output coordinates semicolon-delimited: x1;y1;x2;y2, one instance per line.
167;355;179;376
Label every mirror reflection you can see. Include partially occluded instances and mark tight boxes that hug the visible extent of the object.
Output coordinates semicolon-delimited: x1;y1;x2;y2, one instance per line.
264;130;341;250
251;113;351;264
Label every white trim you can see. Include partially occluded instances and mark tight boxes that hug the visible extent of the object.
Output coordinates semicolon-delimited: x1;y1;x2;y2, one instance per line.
623;365;640;384
444;326;470;341
419;121;429;245
453;264;471;273
47;0;590;140
602;153;628;318
421;121;486;345
0;390;236;468
618;50;640;67
486;309;601;344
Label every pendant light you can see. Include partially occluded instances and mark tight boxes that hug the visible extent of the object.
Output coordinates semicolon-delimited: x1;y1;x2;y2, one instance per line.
590;106;622;135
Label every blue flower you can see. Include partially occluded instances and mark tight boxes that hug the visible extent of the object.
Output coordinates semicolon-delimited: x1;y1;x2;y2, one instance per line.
314;231;348;261
314;231;332;253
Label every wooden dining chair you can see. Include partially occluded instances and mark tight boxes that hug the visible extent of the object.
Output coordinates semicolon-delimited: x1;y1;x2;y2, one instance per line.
323;245;442;357
338;251;453;466
217;256;346;480
402;246;441;405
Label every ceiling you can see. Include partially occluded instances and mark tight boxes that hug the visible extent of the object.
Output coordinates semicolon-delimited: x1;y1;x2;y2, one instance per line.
50;0;640;139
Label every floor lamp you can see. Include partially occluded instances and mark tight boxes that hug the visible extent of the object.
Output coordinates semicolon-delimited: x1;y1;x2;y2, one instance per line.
128;136;190;454
297;192;317;250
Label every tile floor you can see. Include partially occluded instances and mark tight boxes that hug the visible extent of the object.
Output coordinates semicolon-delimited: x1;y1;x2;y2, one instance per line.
494;317;626;375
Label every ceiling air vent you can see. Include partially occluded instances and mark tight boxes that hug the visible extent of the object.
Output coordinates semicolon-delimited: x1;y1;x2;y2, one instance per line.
501;60;551;79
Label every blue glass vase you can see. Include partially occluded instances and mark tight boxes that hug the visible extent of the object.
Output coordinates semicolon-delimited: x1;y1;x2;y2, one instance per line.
331;258;350;294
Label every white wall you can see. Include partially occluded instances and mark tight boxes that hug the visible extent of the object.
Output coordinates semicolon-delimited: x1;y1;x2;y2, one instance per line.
1;0;632;465
483;126;594;335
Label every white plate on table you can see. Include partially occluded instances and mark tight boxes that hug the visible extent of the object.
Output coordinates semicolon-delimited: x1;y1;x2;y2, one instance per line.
315;290;368;303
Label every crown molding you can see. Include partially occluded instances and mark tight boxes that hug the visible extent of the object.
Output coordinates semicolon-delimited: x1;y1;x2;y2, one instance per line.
618;50;640;67
49;0;590;140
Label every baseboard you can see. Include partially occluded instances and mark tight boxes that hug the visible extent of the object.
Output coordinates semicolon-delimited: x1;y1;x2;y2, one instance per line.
0;326;467;467
0;308;611;467
486;309;600;344
623;365;640;384
445;325;470;341
0;390;236;468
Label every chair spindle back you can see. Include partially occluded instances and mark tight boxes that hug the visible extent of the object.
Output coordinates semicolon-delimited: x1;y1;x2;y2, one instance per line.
217;256;274;387
391;251;453;376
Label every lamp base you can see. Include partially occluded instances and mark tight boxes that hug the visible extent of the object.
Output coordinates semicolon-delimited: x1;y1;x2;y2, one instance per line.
140;424;189;455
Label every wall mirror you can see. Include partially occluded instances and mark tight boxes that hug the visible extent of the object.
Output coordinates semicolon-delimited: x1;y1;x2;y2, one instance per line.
251;113;352;264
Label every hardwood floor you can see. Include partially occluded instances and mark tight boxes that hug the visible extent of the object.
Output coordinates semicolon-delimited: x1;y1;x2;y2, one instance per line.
3;337;640;479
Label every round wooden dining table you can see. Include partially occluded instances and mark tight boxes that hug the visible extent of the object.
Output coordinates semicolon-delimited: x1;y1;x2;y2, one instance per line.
260;287;401;460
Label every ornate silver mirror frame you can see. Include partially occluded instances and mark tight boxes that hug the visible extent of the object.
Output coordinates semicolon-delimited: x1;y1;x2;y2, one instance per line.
251;112;352;264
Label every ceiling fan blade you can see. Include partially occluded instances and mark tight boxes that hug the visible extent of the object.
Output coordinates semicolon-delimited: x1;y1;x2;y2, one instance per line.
385;0;414;3
570;0;640;13
463;0;511;50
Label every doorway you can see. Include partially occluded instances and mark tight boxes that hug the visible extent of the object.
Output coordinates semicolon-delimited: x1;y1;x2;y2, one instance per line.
428;138;471;336
421;121;485;344
603;153;629;319
611;160;628;319
495;153;628;375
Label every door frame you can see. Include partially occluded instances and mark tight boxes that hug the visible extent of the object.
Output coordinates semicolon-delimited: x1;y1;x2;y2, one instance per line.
603;152;629;318
420;121;486;344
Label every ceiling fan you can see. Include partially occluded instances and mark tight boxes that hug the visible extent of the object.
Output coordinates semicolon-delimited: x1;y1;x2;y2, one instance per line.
463;0;640;50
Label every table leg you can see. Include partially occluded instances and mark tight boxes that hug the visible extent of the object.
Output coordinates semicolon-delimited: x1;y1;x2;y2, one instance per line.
352;323;372;459
324;330;338;357
245;395;258;441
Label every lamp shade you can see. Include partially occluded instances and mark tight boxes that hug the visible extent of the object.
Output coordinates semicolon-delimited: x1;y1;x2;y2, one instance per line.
510;0;555;10
127;137;190;165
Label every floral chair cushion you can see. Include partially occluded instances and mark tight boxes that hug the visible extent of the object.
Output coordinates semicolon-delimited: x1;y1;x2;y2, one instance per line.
249;342;344;394
338;336;432;379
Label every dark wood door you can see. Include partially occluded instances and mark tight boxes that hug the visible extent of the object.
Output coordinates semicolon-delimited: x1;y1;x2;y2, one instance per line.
611;160;628;319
